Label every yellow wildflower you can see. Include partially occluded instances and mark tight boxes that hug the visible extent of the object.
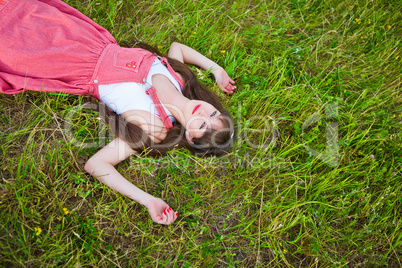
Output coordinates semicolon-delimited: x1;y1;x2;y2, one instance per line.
34;227;42;236
388;25;391;29
63;207;69;215
396;56;399;60
220;50;226;54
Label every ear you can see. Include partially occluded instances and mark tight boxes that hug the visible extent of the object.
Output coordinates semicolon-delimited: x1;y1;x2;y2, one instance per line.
185;130;194;144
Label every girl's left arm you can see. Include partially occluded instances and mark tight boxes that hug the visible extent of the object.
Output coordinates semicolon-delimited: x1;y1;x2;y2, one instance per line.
168;42;236;94
84;138;178;225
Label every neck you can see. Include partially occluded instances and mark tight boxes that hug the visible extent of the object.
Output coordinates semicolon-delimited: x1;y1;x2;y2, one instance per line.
164;92;189;126
151;74;189;126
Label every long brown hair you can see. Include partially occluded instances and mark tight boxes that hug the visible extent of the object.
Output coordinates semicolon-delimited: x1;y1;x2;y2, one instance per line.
99;42;235;157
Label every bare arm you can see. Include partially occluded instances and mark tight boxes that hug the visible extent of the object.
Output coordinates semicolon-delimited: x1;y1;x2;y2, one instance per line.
84;138;178;225
168;42;236;94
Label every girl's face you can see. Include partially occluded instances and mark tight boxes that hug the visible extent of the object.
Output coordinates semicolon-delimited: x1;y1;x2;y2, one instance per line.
184;100;223;142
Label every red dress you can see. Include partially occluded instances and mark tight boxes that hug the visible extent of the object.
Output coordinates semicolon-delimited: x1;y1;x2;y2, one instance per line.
0;0;117;97
0;0;186;130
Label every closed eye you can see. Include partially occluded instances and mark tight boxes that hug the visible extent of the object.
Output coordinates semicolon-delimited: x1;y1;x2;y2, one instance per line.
210;111;217;117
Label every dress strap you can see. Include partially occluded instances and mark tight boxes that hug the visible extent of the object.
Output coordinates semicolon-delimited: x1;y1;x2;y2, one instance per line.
159;57;185;90
145;86;173;130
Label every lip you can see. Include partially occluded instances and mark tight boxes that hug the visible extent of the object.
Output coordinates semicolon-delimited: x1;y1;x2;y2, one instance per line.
192;104;201;114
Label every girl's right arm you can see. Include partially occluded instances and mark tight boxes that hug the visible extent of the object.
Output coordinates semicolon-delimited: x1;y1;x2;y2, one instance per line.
84;138;178;225
168;42;236;94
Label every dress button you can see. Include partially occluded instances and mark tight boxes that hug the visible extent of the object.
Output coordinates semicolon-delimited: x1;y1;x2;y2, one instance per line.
94;79;98;84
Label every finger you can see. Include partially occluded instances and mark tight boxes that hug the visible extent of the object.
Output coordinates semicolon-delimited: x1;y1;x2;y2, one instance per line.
154;214;167;225
159;220;168;225
162;209;169;223
154;214;163;223
169;208;177;224
225;86;234;93
221;84;229;92
167;207;174;223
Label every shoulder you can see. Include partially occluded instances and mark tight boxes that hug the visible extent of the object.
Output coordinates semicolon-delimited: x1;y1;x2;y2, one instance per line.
167;42;184;63
121;110;167;143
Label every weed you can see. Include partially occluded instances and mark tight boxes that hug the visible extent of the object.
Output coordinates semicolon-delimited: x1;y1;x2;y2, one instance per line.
1;0;401;266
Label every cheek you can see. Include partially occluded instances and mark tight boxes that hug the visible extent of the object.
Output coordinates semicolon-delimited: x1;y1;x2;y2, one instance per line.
187;117;203;130
210;118;223;130
186;118;205;138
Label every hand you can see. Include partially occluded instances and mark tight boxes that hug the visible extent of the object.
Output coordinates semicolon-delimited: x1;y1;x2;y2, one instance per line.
212;67;236;94
145;197;178;225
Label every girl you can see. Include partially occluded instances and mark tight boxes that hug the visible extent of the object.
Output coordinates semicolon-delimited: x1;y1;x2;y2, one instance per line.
0;0;236;225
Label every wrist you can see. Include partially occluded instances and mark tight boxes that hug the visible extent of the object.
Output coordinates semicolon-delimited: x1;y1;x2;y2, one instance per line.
210;64;223;74
140;194;156;209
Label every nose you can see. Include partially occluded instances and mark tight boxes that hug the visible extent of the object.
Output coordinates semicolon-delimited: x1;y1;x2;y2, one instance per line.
200;107;213;117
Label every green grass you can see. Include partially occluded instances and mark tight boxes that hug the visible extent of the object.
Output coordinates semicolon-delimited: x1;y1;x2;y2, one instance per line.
1;0;401;267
